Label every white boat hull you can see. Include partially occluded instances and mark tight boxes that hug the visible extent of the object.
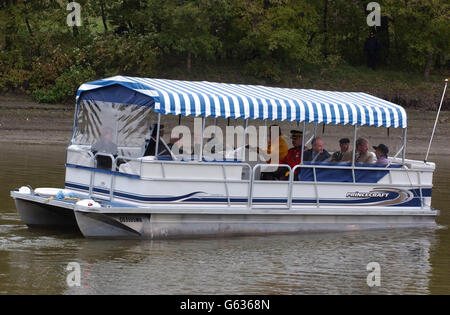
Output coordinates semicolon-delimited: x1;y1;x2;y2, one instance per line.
74;206;437;239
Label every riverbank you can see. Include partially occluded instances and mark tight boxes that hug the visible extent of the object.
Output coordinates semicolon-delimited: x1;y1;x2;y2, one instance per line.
1;92;449;156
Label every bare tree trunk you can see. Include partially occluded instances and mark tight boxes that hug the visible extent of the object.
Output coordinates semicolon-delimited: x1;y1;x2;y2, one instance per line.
100;0;108;33
25;17;33;37
424;51;433;79
187;51;191;73
323;0;328;58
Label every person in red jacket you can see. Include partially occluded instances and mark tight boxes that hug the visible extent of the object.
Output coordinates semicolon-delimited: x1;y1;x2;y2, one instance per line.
273;130;305;180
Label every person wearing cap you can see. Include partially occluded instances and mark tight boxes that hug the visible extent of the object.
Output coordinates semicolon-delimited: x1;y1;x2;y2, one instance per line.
281;130;305;166
273;130;305;180
303;137;331;163
331;138;353;163
373;144;389;166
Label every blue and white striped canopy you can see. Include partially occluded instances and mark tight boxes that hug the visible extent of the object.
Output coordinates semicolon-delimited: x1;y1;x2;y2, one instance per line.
77;76;407;128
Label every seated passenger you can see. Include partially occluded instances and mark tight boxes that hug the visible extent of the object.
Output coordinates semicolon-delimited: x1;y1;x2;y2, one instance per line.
246;125;288;164
265;125;289;164
373;143;389;166
255;125;289;180
330;138;353;163
303;137;331;163
355;137;374;164
144;124;171;157
272;130;305;180
92;126;118;169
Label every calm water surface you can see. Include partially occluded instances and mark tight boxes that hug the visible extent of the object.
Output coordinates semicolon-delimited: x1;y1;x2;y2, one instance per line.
0;143;449;294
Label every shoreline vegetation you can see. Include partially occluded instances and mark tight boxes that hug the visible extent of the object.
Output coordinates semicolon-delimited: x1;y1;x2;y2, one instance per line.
1;1;448;105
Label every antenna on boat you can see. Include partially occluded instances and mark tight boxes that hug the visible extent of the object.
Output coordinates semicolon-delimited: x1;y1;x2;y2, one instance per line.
424;78;448;163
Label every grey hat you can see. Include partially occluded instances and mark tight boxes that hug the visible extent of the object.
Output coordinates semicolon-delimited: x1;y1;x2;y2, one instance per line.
373;143;389;155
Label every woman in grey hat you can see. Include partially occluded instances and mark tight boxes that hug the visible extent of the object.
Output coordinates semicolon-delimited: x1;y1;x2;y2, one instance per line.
373;144;389;166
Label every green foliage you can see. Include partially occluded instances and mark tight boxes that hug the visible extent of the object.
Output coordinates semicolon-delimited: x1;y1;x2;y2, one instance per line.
383;0;449;72
31;65;96;103
0;0;448;103
84;33;160;77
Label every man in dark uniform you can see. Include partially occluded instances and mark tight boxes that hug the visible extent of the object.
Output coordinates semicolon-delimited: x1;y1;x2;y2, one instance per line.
274;130;304;180
364;31;381;70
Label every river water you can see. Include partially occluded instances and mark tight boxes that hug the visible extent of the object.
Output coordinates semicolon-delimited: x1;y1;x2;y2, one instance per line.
0;143;449;295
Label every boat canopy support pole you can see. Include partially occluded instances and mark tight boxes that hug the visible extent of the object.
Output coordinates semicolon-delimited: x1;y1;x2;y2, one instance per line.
402;127;407;164
155;113;161;158
243;119;248;161
300;121;306;165
351;125;357;183
304;123;315;147
199;117;205;161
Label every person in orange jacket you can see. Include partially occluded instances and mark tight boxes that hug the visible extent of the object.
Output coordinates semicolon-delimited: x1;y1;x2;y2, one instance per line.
265;125;289;164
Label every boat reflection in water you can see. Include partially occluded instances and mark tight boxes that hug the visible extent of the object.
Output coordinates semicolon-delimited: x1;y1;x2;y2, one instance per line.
57;228;435;294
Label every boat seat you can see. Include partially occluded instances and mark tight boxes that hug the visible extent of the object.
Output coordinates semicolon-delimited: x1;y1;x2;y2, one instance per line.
66;145;93;167
297;162;402;183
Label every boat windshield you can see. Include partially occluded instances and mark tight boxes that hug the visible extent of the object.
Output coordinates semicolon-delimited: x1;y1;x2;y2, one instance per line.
71;100;154;158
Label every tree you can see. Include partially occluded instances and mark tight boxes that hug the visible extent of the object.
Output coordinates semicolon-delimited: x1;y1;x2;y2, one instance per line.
156;0;221;73
231;0;321;80
383;0;449;78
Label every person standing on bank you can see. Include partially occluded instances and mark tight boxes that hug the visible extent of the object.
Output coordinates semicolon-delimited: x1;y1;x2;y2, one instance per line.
364;31;381;70
114;22;129;36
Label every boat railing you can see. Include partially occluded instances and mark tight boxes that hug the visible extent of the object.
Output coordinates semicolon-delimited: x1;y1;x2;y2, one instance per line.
91;152;117;200
251;164;293;209
136;159;253;207
73;149;432;209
